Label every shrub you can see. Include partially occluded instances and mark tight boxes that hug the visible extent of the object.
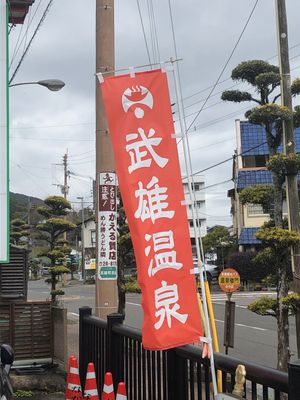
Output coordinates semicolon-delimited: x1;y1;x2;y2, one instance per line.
227;251;271;283
125;280;141;293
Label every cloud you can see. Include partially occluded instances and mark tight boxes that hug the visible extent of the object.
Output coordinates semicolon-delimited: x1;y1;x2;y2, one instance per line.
7;0;300;226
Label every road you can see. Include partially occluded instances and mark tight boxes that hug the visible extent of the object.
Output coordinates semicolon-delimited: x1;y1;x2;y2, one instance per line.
28;278;297;369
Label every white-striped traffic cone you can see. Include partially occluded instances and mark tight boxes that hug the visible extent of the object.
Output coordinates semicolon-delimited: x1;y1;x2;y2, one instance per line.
116;382;127;400
102;372;115;400
65;355;83;399
84;362;99;399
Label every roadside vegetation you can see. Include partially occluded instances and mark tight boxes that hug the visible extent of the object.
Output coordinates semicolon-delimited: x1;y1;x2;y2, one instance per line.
35;196;76;303
222;59;300;371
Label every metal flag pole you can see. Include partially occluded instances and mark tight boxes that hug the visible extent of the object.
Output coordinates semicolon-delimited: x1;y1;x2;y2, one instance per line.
170;58;219;398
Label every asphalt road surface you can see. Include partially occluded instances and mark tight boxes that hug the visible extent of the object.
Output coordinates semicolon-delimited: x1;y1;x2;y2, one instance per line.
28;278;297;369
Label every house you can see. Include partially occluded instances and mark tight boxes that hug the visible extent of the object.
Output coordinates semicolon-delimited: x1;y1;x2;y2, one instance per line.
182;175;207;255
228;120;300;251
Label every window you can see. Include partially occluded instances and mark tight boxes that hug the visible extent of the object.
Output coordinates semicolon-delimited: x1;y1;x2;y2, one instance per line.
91;230;96;246
247;204;265;216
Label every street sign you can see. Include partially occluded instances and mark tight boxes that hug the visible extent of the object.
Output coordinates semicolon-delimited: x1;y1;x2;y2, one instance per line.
218;268;240;293
0;0;9;263
97;172;117;280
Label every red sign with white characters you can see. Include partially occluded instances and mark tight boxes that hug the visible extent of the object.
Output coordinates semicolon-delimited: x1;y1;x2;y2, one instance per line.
100;69;203;350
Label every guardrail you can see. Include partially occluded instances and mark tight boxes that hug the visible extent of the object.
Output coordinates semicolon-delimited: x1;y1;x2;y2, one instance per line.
79;306;299;399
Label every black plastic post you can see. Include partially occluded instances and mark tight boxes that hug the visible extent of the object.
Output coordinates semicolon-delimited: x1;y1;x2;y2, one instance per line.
107;313;125;387
289;360;300;400
79;306;92;385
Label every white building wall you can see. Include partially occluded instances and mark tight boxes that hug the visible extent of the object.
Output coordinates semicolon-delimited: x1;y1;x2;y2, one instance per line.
182;175;207;238
83;219;96;249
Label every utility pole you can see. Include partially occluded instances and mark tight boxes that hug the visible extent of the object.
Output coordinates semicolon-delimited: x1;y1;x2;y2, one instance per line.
62;151;69;242
63;151;69;200
95;0;118;318
77;197;85;281
275;0;300;357
27;196;31;253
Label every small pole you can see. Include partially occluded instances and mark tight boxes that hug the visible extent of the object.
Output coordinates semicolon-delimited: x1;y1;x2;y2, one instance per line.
79;197;85;281
275;0;300;358
171;58;218;398
95;0;118;318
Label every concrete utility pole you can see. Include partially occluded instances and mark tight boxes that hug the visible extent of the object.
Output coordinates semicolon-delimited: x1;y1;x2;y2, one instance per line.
77;197;85;281
62;151;69;242
275;0;300;357
95;0;118;318
63;151;69;200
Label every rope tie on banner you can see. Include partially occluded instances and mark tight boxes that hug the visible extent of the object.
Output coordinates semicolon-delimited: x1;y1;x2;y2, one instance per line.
160;61;166;73
171;133;184;139
94;58;182;77
96;72;104;84
129;66;136;78
181;199;192;206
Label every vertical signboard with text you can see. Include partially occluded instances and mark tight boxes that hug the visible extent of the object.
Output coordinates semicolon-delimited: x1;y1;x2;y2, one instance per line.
100;69;203;350
0;0;9;263
97;172;117;280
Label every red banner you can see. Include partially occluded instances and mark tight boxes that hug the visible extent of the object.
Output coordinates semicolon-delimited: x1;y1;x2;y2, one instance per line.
100;69;203;350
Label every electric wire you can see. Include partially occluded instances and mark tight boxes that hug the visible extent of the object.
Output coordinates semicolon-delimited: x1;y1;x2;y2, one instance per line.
8;59;300;134
69;150;95;158
182;41;300;103
185;0;260;134
9;0;43;68
191;140;267;177
136;0;152;65
9;0;54;84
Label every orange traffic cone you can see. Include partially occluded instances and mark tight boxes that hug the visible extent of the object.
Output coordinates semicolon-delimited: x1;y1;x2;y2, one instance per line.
84;362;99;400
102;372;115;400
65;355;83;400
116;382;127;400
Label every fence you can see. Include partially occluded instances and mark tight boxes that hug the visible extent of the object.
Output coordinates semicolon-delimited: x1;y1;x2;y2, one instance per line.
0;301;52;362
79;306;299;399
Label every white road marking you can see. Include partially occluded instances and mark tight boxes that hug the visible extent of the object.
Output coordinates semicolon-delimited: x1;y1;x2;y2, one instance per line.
213;302;247;309
214;319;267;331
126;302;267;331
69;312;79;317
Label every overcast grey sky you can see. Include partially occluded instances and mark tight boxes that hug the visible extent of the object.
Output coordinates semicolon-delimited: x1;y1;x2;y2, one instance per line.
8;0;300;226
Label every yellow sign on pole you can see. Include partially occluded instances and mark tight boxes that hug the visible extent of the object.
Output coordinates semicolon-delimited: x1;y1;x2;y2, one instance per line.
218;268;240;293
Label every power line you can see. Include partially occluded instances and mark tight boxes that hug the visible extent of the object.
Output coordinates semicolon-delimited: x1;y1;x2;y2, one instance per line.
11;136;94;142
136;0;152;65
9;0;54;84
10;0;43;67
191;140;267;177
185;0;260;134
69;150;95;158
181;41;300;105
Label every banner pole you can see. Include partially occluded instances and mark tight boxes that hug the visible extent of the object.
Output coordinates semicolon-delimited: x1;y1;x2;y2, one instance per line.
171;58;219;398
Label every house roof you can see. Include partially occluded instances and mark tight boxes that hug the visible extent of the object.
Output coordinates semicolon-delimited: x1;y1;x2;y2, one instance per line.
8;0;35;25
238;227;261;245
240;121;300;156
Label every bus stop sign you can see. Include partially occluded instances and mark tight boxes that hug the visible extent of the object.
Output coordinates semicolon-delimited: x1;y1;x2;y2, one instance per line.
218;268;240;293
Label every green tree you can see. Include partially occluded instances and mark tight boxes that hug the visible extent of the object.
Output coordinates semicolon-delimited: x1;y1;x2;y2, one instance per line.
202;225;236;267
222;60;300;370
117;192;136;315
10;218;30;246
35;196;76;303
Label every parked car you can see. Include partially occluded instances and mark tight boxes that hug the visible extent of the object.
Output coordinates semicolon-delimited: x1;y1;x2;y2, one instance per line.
194;262;220;287
0;344;14;400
